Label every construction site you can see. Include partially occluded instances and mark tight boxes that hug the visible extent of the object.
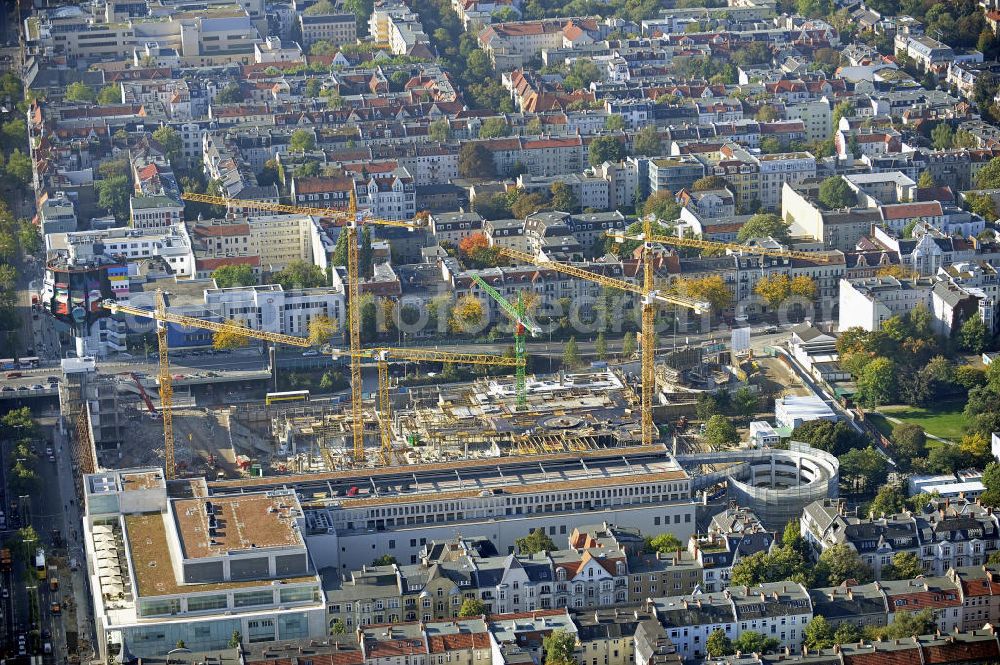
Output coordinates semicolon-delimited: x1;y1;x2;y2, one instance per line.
101;367;643;476
68;196;826;485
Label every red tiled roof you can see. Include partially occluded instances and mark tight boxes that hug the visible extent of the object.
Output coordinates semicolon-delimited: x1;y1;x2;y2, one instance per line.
198;256;260;270
923;638;1000;664
490;609;566;622
842;647;920;665
193;224;250;237
294;176;355;194
426;632;490;653
881;202;943;220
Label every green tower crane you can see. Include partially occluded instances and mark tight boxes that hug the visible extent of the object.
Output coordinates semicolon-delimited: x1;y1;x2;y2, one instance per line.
471;274;540;409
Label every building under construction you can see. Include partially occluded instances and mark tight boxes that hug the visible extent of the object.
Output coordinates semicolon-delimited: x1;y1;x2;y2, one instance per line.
263;368;642;472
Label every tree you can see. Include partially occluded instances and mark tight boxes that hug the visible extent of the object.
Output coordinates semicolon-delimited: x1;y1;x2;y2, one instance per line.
479;117;510;139
605;115;625;132
868;484;907;518
359;226;374;278
632;126;661;156
97;85;120;105
756;104;779;122
290;129;316;152
96;174;131;222
517;528;556;554
645;533;684;553
732;386;758;422
64;82;95;103
595;332;607;360
212;264;256;288
564;59;602;91
458;143;496;179
692;175;730;192
856;357;897;407
704;414;738;448
960;314;988;354
372;554;397;566
917;171;936;189
881;551;924;580
839;447;888;496
790;275;817;300
816;543;874;586
734;631;779;655
817;176;856;209
588;136;625;168
308;315;338;346
760;137;782;154
306;0;336;13
982;462;1000;508
542;630;577;665
459;598;487;617
737;213;790;242
755;274;791;308
511;192;548;219
967;193;998;222
152;126;181;164
331;619;347;634
642;191;681;221
622;331;636;357
706;629;734;657
832;100;854;130
803;616;835;650
675;275;731;311
428;118;451;142
213;324;251;350
562;336;581;370
550;182;579;213
5;149;32;186
892;424;927;469
977;156;1000;189
272;260;327;289
228;630;242;649
931;123;954;149
869;610;936;640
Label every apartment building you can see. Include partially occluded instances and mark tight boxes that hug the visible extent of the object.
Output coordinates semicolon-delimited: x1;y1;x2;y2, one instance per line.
201;284;344;338
300;13;358;48
647;156;705;196
757;152;816;211
838;275;935;332
801;498;1000;580
651;582;812;661
46;225;196;278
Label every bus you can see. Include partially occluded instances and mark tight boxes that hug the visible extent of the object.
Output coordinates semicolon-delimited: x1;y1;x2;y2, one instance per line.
265;390;310;406
18;357;40;369
34;549;46;581
0;359;16;371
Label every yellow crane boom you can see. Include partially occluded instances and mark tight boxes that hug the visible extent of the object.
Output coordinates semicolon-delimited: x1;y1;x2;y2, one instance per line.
180;192;419;229
496;247;709;312
607;229;833;263
104;292;315;478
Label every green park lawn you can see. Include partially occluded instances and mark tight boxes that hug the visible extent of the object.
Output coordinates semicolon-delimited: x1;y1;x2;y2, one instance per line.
875;399;967;442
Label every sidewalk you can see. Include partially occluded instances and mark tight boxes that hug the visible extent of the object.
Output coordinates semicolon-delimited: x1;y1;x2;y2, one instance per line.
52;427;96;663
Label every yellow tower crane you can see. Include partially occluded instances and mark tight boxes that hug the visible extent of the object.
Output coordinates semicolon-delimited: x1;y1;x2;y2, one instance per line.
497;218;709;447
334;347;520;463
104;292;314;479
180;191;421;466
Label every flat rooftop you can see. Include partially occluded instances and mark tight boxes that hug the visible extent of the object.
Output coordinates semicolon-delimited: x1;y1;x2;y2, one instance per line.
124;512;315;597
173;493;304;559
122;471;164;492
